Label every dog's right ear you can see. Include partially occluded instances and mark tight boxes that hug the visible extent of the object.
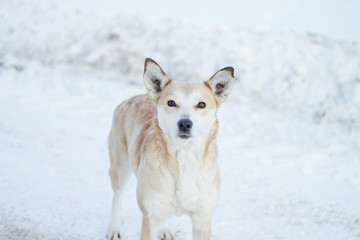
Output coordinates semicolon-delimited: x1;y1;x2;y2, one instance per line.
143;58;171;100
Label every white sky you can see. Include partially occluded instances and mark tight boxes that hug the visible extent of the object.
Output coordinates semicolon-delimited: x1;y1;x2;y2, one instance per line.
29;0;360;41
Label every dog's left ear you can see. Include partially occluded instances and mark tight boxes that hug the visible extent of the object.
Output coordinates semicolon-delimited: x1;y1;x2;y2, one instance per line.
143;58;171;100
206;67;235;104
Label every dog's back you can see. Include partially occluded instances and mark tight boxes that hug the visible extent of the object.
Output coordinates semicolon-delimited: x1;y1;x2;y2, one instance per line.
108;94;155;190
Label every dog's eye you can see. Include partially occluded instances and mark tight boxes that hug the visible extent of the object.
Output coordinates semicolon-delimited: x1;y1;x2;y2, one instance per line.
167;100;177;107
197;102;206;109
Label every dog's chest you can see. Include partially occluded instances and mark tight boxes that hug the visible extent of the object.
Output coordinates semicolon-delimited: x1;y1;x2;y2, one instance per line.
172;150;213;214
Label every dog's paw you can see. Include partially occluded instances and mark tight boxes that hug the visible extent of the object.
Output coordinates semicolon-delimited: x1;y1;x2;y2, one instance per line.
158;228;174;240
108;231;122;240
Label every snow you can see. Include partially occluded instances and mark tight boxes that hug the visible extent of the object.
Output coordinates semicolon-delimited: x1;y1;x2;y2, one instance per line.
1;1;360;239
23;0;360;42
2;1;360;129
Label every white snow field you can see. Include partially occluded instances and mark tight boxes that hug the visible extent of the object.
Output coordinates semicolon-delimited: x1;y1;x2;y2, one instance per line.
1;1;360;240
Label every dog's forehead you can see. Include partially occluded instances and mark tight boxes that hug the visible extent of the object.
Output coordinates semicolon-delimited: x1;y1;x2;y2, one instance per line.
163;81;213;100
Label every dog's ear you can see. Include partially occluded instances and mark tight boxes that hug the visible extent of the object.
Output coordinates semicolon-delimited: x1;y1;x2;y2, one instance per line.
143;58;171;100
206;67;235;104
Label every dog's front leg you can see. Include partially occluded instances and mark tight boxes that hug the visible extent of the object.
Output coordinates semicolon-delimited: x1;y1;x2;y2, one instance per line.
140;216;163;240
191;215;212;240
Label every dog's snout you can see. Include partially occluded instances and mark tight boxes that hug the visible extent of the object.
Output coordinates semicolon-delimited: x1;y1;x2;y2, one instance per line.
177;118;193;132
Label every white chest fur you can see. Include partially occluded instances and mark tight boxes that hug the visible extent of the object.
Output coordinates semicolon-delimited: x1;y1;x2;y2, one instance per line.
141;145;219;220
173;149;218;215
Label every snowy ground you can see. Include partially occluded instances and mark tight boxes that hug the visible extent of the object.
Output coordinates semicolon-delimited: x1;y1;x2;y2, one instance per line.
1;1;360;240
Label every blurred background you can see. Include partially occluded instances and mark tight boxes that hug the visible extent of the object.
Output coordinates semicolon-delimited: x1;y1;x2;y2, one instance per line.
1;0;360;127
0;0;359;239
28;0;360;41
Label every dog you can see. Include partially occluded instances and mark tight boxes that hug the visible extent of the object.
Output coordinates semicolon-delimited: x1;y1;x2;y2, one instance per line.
107;58;234;240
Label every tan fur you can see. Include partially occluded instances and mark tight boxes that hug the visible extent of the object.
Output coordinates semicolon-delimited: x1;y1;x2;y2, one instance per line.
107;59;234;240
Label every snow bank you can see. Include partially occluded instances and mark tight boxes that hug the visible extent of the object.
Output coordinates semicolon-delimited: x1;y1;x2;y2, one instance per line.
1;0;360;129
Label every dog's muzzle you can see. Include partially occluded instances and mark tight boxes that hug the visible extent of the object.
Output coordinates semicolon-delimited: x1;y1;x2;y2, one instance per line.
177;118;193;139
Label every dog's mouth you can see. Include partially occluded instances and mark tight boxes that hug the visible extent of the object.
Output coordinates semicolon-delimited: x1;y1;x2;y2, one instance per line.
177;132;191;139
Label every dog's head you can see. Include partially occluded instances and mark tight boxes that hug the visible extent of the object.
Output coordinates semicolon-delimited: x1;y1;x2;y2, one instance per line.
143;58;234;146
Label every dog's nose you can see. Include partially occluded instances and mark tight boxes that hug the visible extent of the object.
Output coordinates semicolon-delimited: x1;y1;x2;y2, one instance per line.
177;118;193;132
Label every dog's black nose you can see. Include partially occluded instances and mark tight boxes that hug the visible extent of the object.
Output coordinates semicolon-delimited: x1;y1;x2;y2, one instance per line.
177;118;193;132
